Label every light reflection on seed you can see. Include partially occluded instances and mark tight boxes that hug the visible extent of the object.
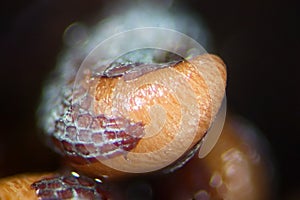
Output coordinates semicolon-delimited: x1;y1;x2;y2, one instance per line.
209;172;223;188
194;190;210;200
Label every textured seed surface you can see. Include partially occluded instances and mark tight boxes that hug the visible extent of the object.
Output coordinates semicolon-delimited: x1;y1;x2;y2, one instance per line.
52;107;144;163
103;61;179;80
41;63;145;163
31;173;108;200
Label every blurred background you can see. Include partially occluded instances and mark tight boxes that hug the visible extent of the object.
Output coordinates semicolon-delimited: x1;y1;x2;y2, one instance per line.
0;0;299;199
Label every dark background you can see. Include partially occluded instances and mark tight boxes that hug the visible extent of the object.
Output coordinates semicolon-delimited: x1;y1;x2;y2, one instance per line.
0;0;299;199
